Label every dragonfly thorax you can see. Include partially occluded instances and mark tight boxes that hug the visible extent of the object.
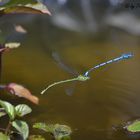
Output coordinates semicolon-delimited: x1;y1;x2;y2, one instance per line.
77;75;90;81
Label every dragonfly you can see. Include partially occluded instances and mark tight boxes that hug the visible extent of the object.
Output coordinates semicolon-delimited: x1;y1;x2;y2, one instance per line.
41;53;133;94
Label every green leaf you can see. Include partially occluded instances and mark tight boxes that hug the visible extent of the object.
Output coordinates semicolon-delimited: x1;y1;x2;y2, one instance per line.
29;135;45;140
0;100;15;120
12;120;29;140
15;104;32;117
125;120;140;133
53;124;72;140
33;122;54;133
33;123;72;140
0;132;10;140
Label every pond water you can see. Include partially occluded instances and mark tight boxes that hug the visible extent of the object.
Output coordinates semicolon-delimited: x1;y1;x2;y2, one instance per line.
1;15;140;140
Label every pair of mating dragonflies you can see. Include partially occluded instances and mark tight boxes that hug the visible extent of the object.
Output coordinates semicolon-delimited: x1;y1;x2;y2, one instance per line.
41;53;133;94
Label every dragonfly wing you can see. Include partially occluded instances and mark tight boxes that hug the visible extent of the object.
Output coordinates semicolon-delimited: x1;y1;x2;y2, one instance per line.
65;81;77;96
52;51;79;95
52;52;79;75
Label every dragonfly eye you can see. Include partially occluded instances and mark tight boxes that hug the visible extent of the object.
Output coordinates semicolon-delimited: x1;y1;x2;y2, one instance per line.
122;53;133;59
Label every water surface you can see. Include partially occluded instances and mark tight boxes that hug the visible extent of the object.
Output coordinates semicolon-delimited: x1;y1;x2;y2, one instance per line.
1;16;140;140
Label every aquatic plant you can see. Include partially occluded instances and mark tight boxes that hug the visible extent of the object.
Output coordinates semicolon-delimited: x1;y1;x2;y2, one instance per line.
0;100;32;139
0;99;72;140
0;1;72;140
33;123;72;140
124;119;140;133
0;0;49;139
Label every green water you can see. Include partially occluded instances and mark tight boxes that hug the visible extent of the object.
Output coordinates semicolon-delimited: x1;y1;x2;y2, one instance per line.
1;17;140;140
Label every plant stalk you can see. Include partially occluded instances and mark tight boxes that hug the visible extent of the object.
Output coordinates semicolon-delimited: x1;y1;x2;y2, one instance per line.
5;121;12;135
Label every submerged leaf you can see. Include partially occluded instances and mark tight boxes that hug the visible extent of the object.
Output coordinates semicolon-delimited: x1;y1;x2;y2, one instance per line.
0;100;15;120
33;123;72;140
15;104;32;117
53;124;72;140
0;132;10;140
12;120;29;140
7;83;39;105
125;120;140;133
33;122;54;133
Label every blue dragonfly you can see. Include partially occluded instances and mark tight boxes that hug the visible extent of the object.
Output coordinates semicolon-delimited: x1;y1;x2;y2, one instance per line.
41;53;133;94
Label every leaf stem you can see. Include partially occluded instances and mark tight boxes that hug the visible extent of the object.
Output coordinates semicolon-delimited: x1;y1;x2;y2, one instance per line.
5;121;12;135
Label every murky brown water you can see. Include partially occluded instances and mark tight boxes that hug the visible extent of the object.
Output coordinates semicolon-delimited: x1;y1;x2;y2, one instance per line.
1;15;140;140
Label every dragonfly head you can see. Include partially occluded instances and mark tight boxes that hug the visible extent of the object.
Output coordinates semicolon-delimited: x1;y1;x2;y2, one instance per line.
122;53;133;59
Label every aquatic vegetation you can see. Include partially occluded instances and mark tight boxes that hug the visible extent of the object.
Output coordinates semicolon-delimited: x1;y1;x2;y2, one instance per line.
33;123;72;140
41;53;133;94
0;99;72;140
0;0;50;105
124;119;140;133
0;43;39;104
0;100;32;139
0;1;72;140
0;132;10;140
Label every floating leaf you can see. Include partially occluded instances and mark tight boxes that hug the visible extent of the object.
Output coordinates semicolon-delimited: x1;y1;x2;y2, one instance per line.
125;120;140;133
53;124;72;140
33;123;72;140
33;122;54;133
15;104;32;117
7;83;39;104
29;135;45;140
0;108;6;117
0;132;10;140
0;100;15;120
5;42;20;49
12;120;29;140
